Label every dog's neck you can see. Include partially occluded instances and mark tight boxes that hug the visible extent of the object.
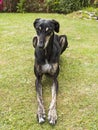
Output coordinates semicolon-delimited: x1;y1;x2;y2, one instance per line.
44;33;54;60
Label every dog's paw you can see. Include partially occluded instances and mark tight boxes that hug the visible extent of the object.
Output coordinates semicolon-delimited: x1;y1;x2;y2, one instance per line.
37;111;46;124
48;108;57;125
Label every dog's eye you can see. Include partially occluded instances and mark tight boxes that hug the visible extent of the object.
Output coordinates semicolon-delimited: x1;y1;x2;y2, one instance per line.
45;28;52;35
46;27;49;32
36;26;42;34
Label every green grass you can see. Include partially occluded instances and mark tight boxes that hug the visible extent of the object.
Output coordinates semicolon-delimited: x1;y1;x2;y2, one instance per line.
0;13;98;130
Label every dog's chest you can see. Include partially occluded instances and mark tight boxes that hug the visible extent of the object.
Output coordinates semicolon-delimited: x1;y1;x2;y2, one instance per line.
41;59;58;74
41;59;51;73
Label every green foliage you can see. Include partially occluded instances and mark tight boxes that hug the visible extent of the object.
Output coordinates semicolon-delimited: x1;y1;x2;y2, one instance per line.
79;0;90;7
94;0;98;7
46;0;60;12
4;0;93;13
24;0;40;12
46;0;90;14
17;0;46;13
16;0;91;13
81;7;98;20
17;0;26;13
60;0;81;13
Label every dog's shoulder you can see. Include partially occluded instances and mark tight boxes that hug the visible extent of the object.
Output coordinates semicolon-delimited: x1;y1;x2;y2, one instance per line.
35;48;45;64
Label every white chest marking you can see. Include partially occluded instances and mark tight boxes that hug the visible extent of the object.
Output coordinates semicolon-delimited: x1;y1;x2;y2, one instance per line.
42;59;52;73
41;60;58;74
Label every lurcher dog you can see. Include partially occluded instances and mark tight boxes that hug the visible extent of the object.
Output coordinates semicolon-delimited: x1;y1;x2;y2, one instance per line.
32;18;68;125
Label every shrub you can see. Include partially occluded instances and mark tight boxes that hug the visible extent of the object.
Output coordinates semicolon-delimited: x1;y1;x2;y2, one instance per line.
94;0;98;7
46;0;60;13
46;0;81;13
17;0;26;13
17;0;46;13
24;0;40;12
79;0;90;7
16;0;92;13
60;0;81;13
46;0;91;14
8;0;93;13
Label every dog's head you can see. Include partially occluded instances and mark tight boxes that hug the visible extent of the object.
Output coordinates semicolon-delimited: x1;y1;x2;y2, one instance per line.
33;18;60;49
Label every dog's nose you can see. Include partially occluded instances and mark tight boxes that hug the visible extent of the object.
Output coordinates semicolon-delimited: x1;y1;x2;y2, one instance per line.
39;41;44;48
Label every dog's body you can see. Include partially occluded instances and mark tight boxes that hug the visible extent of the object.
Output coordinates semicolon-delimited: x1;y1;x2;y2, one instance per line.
33;18;68;125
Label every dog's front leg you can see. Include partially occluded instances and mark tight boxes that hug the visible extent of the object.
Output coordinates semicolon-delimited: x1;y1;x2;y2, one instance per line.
48;78;58;125
35;76;46;123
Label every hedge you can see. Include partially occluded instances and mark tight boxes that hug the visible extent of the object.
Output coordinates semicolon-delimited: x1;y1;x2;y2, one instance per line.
2;0;92;13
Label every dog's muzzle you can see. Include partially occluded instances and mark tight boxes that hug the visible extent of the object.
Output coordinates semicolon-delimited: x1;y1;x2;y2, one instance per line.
37;34;46;49
38;41;44;48
33;35;51;49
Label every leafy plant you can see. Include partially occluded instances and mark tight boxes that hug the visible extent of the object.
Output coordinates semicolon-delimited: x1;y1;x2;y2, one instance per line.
46;0;81;13
17;0;26;13
60;0;81;13
24;0;41;12
46;0;60;13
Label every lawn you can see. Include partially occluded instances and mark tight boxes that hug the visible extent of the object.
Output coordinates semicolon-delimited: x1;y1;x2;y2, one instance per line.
0;13;98;130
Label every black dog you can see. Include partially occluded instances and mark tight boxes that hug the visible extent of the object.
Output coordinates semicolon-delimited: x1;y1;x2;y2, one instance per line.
32;18;68;125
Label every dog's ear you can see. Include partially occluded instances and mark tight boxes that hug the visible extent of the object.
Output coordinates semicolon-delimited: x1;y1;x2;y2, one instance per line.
52;20;60;33
59;35;68;54
32;36;38;48
33;18;40;28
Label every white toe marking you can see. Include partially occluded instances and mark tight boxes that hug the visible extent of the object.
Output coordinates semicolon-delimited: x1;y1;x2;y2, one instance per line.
39;118;45;123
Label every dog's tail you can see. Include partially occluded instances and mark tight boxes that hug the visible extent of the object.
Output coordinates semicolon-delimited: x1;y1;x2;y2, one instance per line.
59;35;68;54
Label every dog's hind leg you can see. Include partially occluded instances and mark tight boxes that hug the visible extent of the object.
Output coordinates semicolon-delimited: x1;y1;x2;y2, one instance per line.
48;78;58;125
35;76;46;123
